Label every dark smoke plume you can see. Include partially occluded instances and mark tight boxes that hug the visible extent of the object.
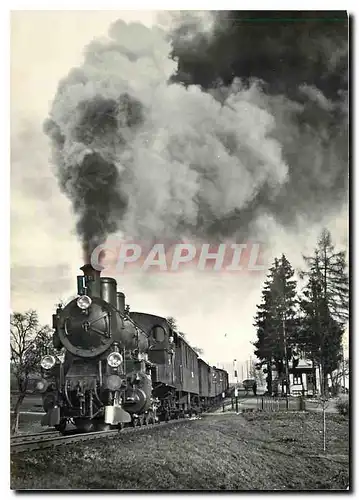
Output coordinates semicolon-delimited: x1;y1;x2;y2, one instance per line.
45;15;348;258
170;11;348;234
45;88;143;261
171;11;348;96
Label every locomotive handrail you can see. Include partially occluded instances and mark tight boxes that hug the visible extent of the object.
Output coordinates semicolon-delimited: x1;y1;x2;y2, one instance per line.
106;302;149;338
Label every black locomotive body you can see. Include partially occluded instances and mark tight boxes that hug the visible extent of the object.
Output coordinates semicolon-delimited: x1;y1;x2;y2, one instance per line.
38;264;229;432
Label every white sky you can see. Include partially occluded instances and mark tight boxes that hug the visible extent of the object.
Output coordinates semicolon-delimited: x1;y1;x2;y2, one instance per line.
10;11;349;378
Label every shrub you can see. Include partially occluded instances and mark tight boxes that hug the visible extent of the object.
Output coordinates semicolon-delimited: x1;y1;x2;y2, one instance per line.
335;396;349;416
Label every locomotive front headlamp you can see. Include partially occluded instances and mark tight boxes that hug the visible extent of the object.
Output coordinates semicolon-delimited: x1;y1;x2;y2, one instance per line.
107;351;123;368
40;355;56;370
76;295;92;310
35;379;48;393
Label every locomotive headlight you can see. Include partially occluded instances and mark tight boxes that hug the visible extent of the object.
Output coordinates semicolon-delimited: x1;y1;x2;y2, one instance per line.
76;295;92;310
35;379;48;393
40;355;56;370
107;351;123;368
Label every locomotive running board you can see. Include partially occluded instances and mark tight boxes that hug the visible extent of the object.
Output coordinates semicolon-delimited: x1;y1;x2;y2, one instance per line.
104;405;131;424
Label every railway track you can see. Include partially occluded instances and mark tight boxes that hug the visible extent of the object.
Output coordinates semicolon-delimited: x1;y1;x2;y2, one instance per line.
10;430;60;444
11;428;119;453
11;417;200;454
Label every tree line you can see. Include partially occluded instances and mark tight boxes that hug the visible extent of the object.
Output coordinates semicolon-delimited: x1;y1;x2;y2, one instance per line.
253;228;349;397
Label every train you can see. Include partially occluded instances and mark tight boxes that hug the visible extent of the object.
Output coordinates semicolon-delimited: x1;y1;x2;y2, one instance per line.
36;264;229;432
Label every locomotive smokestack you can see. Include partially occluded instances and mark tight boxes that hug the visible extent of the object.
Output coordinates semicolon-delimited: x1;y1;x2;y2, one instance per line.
80;263;102;279
80;263;102;298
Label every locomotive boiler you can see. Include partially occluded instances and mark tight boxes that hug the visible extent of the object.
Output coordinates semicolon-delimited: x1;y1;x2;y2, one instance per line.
38;264;155;432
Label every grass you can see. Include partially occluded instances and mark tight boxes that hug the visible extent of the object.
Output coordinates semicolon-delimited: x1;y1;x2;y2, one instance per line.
10;394;43;413
11;411;349;490
10;393;45;435
10;413;45;435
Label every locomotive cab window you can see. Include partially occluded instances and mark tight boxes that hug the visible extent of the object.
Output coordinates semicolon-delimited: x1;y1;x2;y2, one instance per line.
151;326;166;343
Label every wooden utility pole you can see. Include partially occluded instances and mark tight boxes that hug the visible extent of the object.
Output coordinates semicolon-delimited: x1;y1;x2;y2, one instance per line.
233;359;238;384
281;272;290;407
283;314;290;409
236;360;239;413
321;397;328;452
342;344;346;392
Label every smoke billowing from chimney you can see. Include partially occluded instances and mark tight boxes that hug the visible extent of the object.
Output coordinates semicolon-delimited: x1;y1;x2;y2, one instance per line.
169;11;348;231
44;14;347;258
44;89;143;262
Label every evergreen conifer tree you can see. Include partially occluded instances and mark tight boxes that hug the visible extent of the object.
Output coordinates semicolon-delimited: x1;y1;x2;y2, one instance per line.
299;229;348;394
254;254;298;395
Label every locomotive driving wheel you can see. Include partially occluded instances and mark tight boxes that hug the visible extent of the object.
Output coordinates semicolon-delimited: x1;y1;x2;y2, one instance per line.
93;419;110;432
74;418;94;432
54;419;67;435
132;416;139;427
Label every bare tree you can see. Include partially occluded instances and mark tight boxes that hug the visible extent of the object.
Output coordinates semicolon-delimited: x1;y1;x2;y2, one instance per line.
166;317;178;332
166;317;186;338
249;358;265;386
329;357;349;396
166;316;200;351
10;310;53;434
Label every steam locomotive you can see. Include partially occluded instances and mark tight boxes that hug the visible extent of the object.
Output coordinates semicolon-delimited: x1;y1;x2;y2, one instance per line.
37;264;229;433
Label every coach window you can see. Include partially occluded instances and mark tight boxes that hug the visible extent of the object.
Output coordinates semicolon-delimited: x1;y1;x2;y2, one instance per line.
293;374;302;385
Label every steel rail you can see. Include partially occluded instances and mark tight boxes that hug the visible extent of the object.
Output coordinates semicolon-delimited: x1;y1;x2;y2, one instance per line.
10;430;60;443
11;428;119;453
11;417;198;454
